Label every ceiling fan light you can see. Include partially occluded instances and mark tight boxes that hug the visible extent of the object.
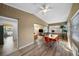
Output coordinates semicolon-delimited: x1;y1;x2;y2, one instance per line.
43;9;48;13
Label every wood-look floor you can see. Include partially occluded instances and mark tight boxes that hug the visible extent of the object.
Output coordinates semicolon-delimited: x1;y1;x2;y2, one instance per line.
22;42;73;56
9;40;73;56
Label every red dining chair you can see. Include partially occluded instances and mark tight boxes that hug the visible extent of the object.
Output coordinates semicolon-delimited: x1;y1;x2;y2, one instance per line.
44;36;52;47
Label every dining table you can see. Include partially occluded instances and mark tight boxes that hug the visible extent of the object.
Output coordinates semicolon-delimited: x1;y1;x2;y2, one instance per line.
48;34;59;42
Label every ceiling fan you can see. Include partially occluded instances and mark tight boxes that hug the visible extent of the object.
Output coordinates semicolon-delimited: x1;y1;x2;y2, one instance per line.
38;4;52;15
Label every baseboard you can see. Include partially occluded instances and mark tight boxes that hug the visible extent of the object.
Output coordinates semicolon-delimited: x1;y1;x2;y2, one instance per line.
19;41;34;50
72;42;78;56
7;42;34;56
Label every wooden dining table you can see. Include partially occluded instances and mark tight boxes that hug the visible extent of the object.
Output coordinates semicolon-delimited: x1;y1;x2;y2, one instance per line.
48;34;59;42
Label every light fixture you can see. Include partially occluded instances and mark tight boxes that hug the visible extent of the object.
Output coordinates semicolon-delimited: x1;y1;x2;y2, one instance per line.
38;4;52;15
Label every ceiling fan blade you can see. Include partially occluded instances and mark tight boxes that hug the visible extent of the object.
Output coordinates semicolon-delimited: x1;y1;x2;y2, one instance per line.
45;4;49;9
40;4;49;9
47;8;52;11
38;10;43;14
40;6;44;10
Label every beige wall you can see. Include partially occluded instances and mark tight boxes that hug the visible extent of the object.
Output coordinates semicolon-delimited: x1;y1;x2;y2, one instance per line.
0;4;48;48
67;3;79;49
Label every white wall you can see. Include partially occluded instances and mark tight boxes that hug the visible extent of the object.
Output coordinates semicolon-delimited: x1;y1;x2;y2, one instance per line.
34;24;45;35
49;25;62;33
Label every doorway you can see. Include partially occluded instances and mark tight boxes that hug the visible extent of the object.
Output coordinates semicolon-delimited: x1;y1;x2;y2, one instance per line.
33;24;48;46
0;16;18;55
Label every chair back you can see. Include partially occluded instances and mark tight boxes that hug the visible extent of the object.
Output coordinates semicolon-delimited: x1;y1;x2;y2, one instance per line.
44;37;50;43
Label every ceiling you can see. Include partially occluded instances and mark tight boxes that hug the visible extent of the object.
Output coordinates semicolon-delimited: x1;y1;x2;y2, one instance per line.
5;3;72;24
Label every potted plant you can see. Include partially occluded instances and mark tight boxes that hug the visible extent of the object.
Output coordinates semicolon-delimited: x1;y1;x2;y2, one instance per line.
60;25;67;39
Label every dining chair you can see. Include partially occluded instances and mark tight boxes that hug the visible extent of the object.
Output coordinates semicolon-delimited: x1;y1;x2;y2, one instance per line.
44;37;50;47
